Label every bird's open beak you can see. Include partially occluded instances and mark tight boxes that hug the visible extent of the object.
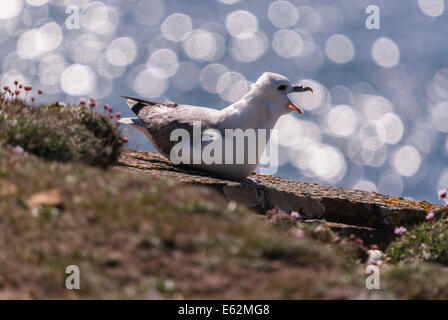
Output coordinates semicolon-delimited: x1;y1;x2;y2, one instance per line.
288;85;313;115
291;85;313;93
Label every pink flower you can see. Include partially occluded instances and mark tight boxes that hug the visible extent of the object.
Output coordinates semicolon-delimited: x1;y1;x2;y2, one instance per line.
290;211;300;219
394;226;407;236
3;86;9;91
438;189;447;199
123;137;129;143
24;86;32;92
37;89;43;95
115;112;121;118
426;211;435;220
79;98;87;105
88;99;96;108
104;104;110;111
11;146;24;154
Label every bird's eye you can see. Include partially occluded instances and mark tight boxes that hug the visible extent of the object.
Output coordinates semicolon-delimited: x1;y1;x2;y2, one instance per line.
278;85;288;91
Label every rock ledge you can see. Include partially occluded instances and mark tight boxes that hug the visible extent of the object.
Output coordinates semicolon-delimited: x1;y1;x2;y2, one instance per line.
117;149;446;244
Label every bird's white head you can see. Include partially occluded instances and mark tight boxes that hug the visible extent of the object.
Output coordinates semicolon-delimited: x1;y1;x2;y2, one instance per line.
251;72;313;116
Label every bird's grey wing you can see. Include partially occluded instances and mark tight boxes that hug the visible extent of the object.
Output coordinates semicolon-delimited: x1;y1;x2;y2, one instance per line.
122;96;221;157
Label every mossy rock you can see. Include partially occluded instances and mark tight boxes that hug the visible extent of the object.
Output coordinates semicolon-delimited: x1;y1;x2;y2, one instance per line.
0;99;124;167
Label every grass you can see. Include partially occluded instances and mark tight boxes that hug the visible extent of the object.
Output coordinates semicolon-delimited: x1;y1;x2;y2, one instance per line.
0;146;367;299
382;263;448;299
1;96;448;299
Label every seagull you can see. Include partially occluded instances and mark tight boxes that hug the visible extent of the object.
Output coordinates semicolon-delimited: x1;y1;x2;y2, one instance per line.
119;72;312;180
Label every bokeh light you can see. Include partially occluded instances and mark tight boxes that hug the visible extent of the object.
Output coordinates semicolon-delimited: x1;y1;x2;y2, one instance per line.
69;34;104;64
225;10;258;39
372;37;400;68
418;0;444;17
61;64;96;96
216;71;248;102
326;105;357;137
296;6;321;32
134;69;168;98
0;0;23;20
230;31;268;63
200;63;229;94
353;180;377;192
39;54;65;86
26;0;48;6
161;13;193;42
97;55;126;80
272;29;303;58
308;144;346;183
325;34;355;64
219;0;241;4
393;146;421;177
105;37;137;67
147;48;179;79
360;95;393;121
432;102;448;132
183;30;224;62
268;1;299;28
377;113;404;144
81;1;118;35
16;22;62;59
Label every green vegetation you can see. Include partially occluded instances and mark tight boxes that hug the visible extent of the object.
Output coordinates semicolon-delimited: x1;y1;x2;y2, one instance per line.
0;98;123;167
387;214;448;265
382;263;448;299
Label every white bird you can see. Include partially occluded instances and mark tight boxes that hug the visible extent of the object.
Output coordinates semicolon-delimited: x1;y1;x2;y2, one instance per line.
119;72;312;180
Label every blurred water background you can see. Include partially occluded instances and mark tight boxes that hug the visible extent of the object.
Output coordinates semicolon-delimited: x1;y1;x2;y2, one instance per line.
1;0;448;203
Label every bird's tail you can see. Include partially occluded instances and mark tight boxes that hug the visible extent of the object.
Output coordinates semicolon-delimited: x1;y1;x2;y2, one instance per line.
121;96;157;117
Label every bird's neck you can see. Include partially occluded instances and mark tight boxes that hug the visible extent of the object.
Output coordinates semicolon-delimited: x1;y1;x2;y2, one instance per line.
219;91;283;130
